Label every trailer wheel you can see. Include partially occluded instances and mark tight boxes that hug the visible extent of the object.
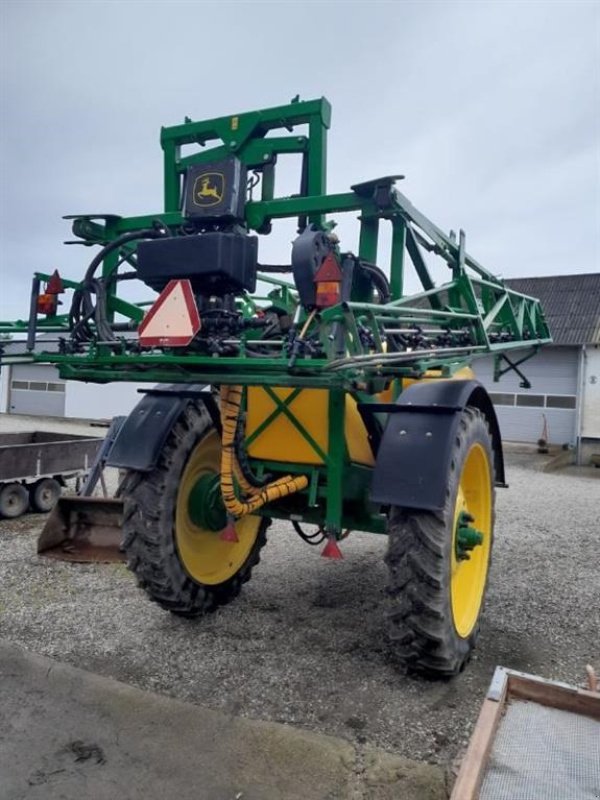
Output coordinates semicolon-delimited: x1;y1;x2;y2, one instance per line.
122;401;269;617
384;407;495;677
30;478;62;513
0;483;29;519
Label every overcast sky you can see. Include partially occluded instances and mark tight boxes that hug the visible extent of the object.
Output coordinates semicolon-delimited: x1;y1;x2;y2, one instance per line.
1;0;598;320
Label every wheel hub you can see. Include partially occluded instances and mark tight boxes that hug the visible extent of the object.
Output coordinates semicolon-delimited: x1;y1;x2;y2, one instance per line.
455;511;484;561
187;474;227;531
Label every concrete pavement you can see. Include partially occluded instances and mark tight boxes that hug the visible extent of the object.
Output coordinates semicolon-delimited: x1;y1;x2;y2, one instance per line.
0;642;446;800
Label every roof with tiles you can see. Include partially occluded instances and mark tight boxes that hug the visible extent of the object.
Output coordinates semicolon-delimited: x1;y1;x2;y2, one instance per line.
506;273;600;346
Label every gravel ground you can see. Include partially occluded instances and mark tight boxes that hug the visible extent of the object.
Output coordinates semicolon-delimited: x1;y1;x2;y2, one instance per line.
1;413;598;776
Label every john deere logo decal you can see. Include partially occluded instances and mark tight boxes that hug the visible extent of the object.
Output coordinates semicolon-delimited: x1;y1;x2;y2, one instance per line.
193;172;224;207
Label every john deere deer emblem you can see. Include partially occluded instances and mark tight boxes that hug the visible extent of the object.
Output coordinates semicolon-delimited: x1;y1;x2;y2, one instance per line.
193;172;225;207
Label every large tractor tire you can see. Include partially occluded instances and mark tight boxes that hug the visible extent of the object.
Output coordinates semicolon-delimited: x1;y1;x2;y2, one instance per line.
122;401;268;617
384;407;495;677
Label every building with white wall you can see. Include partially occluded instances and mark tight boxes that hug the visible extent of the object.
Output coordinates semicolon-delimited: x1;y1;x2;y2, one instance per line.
0;335;144;420
473;273;599;464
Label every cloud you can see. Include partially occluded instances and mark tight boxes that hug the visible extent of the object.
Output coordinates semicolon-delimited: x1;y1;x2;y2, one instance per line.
1;0;598;320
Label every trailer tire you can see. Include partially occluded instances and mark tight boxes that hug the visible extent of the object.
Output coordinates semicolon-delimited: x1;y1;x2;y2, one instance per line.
30;478;62;513
384;407;495;677
122;400;269;617
0;483;29;519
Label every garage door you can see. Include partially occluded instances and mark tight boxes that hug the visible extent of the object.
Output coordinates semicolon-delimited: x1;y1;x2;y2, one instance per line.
9;364;65;417
473;347;578;446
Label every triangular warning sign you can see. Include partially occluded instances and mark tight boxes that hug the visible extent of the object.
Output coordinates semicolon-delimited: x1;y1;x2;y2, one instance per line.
138;279;201;347
46;270;64;294
314;253;342;282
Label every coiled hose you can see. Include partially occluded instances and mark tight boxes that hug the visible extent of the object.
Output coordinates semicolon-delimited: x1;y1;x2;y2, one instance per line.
70;224;169;344
220;385;308;518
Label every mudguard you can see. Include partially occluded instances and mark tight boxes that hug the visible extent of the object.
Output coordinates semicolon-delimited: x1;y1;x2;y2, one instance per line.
369;380;505;511
106;384;219;472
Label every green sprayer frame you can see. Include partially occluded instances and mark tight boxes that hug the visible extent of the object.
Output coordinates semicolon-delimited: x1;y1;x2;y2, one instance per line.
0;97;551;537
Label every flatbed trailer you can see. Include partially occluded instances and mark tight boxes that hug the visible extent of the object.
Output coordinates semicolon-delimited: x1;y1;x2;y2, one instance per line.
0;431;102;518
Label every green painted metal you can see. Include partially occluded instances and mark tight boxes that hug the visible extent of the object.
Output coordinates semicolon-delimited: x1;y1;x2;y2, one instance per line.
0;96;552;540
455;511;484;561
325;390;346;537
188;474;227;531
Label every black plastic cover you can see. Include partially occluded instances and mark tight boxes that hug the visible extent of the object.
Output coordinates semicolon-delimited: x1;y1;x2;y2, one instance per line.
136;232;258;295
291;226;332;307
183;158;246;221
369;380;505;511
106;385;217;472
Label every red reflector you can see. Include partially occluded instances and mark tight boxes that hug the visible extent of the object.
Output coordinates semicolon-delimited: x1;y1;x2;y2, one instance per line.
138;279;201;347
45;270;64;294
315;253;342;282
314;253;342;308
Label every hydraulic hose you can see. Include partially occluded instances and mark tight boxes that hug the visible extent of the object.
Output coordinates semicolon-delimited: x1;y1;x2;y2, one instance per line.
69;224;169;345
220;385;308;518
359;260;391;304
82;225;168;284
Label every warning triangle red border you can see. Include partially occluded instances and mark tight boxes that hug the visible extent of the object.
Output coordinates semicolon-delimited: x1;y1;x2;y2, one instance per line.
138;279;201;347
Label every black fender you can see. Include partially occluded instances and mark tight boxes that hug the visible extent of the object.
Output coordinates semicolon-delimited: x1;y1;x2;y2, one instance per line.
368;380;505;512
106;384;219;472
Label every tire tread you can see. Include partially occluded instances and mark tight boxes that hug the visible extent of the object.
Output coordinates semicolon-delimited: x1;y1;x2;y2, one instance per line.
121;401;268;617
384;407;495;677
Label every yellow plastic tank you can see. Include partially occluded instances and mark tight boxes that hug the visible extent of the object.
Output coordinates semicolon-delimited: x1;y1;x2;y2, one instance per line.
245;387;375;466
245;368;474;468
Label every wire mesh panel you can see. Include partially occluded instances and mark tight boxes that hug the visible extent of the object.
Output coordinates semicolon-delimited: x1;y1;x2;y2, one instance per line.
479;699;600;800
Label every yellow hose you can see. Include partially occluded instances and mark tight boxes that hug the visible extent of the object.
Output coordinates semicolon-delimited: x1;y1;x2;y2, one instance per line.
233;461;262;497
220;385;308;519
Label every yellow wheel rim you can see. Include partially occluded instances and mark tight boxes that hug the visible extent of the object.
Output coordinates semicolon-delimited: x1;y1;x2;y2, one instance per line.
175;430;261;586
450;442;492;638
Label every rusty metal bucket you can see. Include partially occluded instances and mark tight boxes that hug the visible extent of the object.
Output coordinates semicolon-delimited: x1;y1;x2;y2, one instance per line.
36;416;127;563
37;496;125;562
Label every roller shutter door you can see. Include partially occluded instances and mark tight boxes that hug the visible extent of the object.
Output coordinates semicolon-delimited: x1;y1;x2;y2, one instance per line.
473;347;578;445
8;364;65;417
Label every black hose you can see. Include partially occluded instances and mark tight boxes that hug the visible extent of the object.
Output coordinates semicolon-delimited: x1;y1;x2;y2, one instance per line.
233;413;268;490
359;260;391;304
292;521;326;545
83;225;167;284
70;223;169;344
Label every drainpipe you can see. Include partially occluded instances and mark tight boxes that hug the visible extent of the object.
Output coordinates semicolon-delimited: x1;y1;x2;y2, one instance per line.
575;345;587;466
0;363;10;414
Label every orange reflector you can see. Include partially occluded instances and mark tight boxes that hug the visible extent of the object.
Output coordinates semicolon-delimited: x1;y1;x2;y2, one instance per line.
138;279;201;347
37;293;58;315
315;281;341;308
314;253;342;308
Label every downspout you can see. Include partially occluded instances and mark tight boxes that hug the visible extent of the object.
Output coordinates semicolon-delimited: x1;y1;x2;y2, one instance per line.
0;363;10;413
575;344;587;466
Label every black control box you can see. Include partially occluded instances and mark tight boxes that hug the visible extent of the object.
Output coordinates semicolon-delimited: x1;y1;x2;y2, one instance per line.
183;158;246;222
137;232;258;295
